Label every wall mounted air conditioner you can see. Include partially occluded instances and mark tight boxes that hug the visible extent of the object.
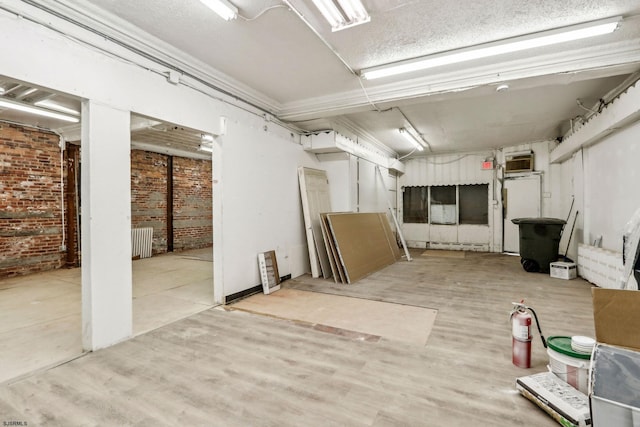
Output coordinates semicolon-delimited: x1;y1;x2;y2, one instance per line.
505;153;534;173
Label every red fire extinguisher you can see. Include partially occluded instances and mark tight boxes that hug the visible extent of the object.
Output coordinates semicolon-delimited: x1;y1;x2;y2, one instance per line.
510;301;547;368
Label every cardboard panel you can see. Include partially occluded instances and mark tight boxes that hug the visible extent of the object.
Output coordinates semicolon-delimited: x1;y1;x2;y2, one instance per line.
592;288;640;351
327;213;398;284
319;213;340;284
321;212;349;284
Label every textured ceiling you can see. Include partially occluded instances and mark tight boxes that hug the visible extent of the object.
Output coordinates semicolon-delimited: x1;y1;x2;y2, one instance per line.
75;0;640;102
2;0;640;155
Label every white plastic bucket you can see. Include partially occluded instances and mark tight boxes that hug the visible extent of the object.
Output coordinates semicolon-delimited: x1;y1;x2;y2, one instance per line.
547;347;592;394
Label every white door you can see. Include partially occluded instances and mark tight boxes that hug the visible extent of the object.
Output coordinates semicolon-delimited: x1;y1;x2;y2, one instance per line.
298;167;332;278
503;176;541;253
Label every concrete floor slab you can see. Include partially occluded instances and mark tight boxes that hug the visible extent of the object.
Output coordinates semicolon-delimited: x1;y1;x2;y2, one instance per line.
0;248;213;384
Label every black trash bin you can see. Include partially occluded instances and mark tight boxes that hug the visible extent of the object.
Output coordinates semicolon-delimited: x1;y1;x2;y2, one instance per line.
511;218;566;273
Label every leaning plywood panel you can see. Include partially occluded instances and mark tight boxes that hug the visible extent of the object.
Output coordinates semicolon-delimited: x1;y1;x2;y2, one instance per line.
298;167;332;279
327;212;398;284
319;213;340;283
321;212;348;284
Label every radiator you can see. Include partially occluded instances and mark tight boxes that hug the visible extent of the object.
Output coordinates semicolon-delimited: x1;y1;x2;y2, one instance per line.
577;244;624;289
132;227;153;259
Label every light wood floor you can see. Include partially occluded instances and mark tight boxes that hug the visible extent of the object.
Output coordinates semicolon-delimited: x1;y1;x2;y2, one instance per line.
0;250;595;426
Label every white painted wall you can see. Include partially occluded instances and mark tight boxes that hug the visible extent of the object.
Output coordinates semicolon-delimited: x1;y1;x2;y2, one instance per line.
550;80;640;273
316;152;357;212
402;153;494;186
0;8;324;315
316;153;394;217
81;101;132;350
213;114;322;297
501;141;564;218
399;142;565;252
400;152;495;250
0;10;223;136
582;121;640;252
357;158;393;213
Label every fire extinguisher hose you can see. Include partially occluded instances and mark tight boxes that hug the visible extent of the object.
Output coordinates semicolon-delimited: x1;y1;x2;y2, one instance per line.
525;306;547;348
510;302;548;349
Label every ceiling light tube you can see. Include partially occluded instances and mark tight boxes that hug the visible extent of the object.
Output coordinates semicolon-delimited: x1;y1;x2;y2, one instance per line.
34;100;80;116
0;98;79;123
312;0;370;31
336;0;369;23
362;16;621;80
16;87;38;99
199;0;238;21
311;0;346;29
399;128;424;152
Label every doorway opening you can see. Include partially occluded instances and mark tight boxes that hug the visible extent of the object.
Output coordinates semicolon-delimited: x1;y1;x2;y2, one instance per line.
129;114;215;335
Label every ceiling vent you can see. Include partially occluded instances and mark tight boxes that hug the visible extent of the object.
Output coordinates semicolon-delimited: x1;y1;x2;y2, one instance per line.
505;152;534;174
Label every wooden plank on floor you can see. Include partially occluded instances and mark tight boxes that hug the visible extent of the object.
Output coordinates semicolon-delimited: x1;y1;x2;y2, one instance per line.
231;288;437;346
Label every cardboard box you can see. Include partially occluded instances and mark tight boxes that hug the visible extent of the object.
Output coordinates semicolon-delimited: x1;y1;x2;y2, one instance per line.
592;288;640;351
550;261;577;280
591;288;640;426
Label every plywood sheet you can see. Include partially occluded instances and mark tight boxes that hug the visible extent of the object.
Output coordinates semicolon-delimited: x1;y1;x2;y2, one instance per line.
319;213;340;283
298;167;332;279
320;212;350;284
231;288;438;346
327;212;399;284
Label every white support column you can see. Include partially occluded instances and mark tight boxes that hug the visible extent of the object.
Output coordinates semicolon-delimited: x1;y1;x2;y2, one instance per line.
212;129;225;305
81;100;132;351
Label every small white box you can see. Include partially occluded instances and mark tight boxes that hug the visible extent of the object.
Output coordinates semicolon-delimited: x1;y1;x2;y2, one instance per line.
550;261;577;280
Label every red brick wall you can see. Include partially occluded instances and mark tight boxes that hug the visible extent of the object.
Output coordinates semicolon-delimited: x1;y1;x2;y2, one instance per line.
173;156;213;251
0;123;65;278
0;123;212;278
130;151;213;254
131;150;168;254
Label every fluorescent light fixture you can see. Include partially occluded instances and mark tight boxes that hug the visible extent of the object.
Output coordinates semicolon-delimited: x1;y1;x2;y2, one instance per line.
199;0;238;20
399;128;424;152
17;87;38;98
311;0;344;29
34;99;80;116
311;0;370;31
198;144;213;153
338;0;369;22
362;16;621;80
0;97;79;123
